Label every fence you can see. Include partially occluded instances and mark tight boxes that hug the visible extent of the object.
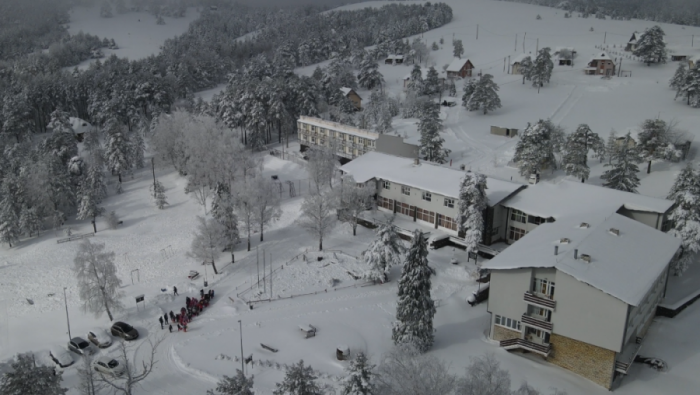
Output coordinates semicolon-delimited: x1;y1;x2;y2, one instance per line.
57;233;94;244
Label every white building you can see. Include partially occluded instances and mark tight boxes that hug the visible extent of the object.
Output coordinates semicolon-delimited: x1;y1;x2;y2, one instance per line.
297;117;418;162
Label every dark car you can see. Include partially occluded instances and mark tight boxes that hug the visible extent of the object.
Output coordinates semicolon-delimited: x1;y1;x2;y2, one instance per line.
110;322;139;340
68;337;96;355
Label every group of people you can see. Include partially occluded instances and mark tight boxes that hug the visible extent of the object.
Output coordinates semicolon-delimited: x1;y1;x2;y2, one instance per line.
158;288;215;333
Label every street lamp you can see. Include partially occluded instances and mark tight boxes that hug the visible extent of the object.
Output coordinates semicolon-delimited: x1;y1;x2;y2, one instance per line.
238;320;244;374
63;287;71;340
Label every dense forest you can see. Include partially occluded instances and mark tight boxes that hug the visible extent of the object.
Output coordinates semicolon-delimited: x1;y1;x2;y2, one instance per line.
498;0;700;26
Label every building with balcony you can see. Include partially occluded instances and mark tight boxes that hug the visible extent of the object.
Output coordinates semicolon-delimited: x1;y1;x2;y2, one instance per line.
297;116;418;163
483;212;681;390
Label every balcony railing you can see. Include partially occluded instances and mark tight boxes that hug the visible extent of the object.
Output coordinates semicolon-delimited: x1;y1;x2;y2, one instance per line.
523;292;556;310
615;360;631;373
499;338;551;357
521;314;553;332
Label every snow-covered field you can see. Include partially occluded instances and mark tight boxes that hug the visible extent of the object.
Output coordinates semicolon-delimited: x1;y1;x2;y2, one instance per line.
4;0;700;394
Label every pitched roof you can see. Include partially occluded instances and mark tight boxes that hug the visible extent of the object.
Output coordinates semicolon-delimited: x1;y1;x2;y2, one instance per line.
511;53;531;65
501;179;673;219
339;151;525;206
482;214;680;306
589;51;615;64
628;31;640;44
340;87;360;99
446;58;472;72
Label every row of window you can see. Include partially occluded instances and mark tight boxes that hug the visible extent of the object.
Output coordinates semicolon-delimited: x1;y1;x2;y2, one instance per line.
378;197;458;231
383;181;454;207
509;226;527;241
298;124;376;146
495;315;522;331
510;209;549;225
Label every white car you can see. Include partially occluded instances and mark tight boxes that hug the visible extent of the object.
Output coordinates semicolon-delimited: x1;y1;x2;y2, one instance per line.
48;346;75;368
87;328;113;348
92;356;125;377
68;337;96;356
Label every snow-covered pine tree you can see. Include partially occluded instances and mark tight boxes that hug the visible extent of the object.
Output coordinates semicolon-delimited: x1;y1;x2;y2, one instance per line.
670;62;688;98
362;222;406;283
0;194;20;247
448;80;457;97
562;124;605;182
129;130;146;169
681;67;700;107
519;56;533;85
531;48;554;90
633;25;667;65
47;109;72;134
19;206;41;238
418;101;450;164
392;230;436;352
273;360;322;395
637;118;682;174
458;172;488;255
100;1;113;18
76;164;107;233
207;370;254;395
341;352;378;395
151;180;168;209
423;67;441;97
461;78;476;108
605;130;619;164
601;133;641;193
512;120;560;177
453;39;464;58
358;56;384;91
466;74;501;114
431;42;439;51
103;119;132;184
407;64;424;93
0;353;67;395
666;164;700;276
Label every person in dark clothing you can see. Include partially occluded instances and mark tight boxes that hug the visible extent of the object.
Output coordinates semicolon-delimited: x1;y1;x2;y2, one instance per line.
177;323;181;331
173;286;178;296
164;314;168;324
186;296;191;306
209;289;214;299
170;311;175;321
158;316;163;329
169;324;173;333
200;289;205;298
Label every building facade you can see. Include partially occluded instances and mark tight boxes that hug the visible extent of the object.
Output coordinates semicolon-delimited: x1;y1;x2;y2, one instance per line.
446;58;475;78
585;52;616;76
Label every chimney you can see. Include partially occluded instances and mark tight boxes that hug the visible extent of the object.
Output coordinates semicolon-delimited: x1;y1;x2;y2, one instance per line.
560;238;570;244
554;246;558;256
574;249;578;259
581;254;591;263
609;228;620;236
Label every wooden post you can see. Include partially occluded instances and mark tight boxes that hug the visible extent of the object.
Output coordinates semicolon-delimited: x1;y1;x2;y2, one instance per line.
523;32;526;52
476;24;479;40
515;34;518;52
536;38;539;53
604;31;607;44
151;158;156;193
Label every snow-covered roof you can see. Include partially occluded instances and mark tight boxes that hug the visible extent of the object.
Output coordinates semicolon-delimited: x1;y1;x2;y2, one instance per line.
446;58;471;72
628;32;640;44
339;151;525;206
501;179;673;219
511;53;530;65
589;51;615;64
482;214;680;306
386;54;404;60
69;117;93;135
298;116;378;140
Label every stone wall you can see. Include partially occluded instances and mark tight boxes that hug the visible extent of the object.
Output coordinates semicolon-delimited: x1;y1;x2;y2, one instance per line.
492;325;520;341
548;333;616;389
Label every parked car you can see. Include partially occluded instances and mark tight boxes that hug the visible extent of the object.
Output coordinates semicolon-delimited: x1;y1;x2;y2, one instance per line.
87;328;113;348
110;321;139;340
92;356;125;377
68;337;96;355
48;346;75;368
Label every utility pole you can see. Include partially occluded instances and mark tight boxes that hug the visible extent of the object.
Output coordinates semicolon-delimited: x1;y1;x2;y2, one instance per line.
515;34;518;52
476;24;479;40
523;32;526;52
256;246;259;286
503;57;506;72
270;254;273;299
618;58;622;77
693;35;695;47
604;31;607;44
536;38;539;53
263;250;266;293
238;320;244;374
508;55;511;74
63;287;71;340
151;158;156;192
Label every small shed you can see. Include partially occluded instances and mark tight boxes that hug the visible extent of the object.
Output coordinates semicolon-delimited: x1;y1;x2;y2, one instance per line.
585;52;616;76
446;58;474;79
671;54;689;61
510;53;530;75
299;324;317;339
340;87;362;111
554;47;577;66
625;32;640;52
336;345;350;361
490;126;518;138
385;54;404;65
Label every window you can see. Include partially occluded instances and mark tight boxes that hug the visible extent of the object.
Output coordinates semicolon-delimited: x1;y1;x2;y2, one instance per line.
494;315;521;331
378;196;394;211
422;191;431;201
532;278;555;298
383;181;391;190
511;209;526;223
416;208;435;224
438;215;458;231
528;215;546;225
509;226;527;241
397;202;415;217
402;186;411;196
444;198;455;208
661;218;672;232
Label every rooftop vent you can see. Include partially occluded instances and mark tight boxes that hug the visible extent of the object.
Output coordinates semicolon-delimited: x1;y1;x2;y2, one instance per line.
579;222;590;229
554;245;559;256
560;238;570;244
609;228;620;236
580;254;591;263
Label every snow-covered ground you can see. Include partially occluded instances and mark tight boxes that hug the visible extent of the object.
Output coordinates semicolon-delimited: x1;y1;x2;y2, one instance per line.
4;0;700;394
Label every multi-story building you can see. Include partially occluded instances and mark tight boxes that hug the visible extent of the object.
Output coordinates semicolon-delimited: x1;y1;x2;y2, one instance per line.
297;116;418;163
483;213;680;390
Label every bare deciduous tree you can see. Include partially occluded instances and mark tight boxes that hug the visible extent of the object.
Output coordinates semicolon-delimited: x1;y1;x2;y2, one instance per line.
375;345;456;395
73;239;124;321
187;216;226;275
97;337;164;395
339;175;374;236
76;354;104;395
455;353;511;395
306;147;337;193
298;190;337;251
251;176;282;242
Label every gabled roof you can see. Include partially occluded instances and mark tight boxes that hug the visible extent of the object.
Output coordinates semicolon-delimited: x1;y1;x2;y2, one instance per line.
339;151;525;206
386;54;404;60
482;214;680;306
340;87;360;99
501;179;674;219
446;58;473;72
589;52;615;64
628;31;640;44
511;53;531;65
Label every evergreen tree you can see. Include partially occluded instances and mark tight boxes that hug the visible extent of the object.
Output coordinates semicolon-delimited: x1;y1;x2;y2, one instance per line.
601;133;641;193
104;119;131;184
562;124;605;182
0;353;67;395
605;130;619;165
76;165;107;233
681;67;700;107
531;48;554;90
19;206;41;238
273;360;322;395
129;130;146;169
666;164;700;276
392;230;436;353
418;102;450;164
342;352;378;395
448;80;457;97
358;56;384;91
0;195;20;247
670;62;688;98
466;74;501;114
422;67;441;97
512;119;561;177
431;42;439;51
407;64;424;93
207;370;254;395
633;25;668;65
362;222;406;283
519;56;533;84
458;172;488;255
151;180;169;209
453;39;464;58
461;78;476;107
638;118;682;174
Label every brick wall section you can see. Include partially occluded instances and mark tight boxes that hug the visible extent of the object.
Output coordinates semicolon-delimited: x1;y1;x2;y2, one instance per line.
548;333;616;389
492;325;520;341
